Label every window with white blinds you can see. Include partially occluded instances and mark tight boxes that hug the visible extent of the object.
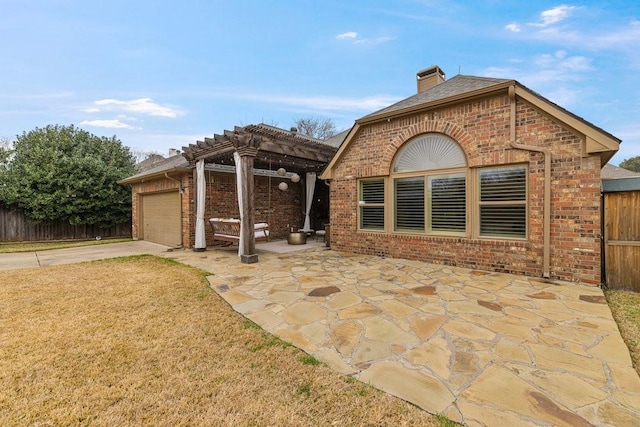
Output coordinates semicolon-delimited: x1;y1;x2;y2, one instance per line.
359;179;385;230
393;173;467;234
395;177;425;231
478;166;527;238
429;173;466;232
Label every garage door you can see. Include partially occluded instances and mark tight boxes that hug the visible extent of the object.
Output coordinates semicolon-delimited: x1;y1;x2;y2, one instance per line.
141;191;181;247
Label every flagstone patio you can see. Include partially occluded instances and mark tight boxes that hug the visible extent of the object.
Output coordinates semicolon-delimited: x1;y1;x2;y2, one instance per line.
164;245;640;427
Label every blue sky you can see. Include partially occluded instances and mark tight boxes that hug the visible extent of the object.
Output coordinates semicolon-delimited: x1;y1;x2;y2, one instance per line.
1;1;639;164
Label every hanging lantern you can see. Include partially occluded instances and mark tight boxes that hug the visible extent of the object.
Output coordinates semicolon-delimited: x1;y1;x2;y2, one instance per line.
278;182;288;191
277;167;286;176
290;173;300;183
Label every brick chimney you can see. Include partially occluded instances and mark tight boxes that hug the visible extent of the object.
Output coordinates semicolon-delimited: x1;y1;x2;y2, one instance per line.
416;65;445;93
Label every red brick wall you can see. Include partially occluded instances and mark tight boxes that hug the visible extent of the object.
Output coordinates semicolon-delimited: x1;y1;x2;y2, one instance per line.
130;174;192;249
130;170;304;249
329;93;602;285
197;172;303;246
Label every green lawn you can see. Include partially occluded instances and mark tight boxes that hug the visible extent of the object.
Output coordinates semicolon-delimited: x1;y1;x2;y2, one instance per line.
0;238;132;253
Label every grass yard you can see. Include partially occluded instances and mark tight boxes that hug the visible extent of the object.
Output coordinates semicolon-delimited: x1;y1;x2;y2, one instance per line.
0;238;132;253
605;289;640;376
0;256;440;427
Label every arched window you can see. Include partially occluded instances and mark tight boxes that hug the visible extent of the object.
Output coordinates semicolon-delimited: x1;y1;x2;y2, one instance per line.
393;134;466;172
392;134;467;234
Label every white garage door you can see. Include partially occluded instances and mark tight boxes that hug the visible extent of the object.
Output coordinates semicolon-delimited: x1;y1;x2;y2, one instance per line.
141;191;181;247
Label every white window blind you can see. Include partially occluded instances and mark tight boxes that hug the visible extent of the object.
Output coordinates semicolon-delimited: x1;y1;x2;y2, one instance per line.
394;134;466;172
479;166;527;238
429;173;466;233
359;179;385;230
394;177;425;232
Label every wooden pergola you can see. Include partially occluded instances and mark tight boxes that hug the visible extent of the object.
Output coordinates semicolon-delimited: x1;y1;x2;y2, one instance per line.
182;124;337;263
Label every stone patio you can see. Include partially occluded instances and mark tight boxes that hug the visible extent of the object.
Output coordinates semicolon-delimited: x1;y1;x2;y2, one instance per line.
164;245;640;427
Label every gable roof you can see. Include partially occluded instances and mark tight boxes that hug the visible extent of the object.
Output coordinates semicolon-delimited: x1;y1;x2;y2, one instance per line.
324;129;350;148
362;75;510;121
118;154;190;185
601;164;640;179
321;72;621;179
135;153;167;172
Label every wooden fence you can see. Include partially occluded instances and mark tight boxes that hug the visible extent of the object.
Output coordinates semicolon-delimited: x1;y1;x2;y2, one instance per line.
0;206;131;242
603;189;640;292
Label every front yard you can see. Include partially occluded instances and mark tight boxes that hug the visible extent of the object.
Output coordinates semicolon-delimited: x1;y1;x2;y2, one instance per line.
0;256;440;426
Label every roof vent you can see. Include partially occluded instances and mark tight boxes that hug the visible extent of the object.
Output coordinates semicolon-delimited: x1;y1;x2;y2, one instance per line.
416;65;445;93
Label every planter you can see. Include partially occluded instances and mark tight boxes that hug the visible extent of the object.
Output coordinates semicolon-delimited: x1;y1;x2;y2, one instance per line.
287;231;307;245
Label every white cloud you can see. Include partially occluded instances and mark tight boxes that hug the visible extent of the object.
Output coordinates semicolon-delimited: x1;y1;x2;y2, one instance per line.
354;36;394;46
483;51;594;107
246;93;399;113
209;88;399;113
336;31;393;46
485;51;592;82
80;119;134;129
505;23;521;32
124;132;209;154
533;50;592;73
336;31;358;40
503;9;640;67
530;5;576;27
90;98;180;118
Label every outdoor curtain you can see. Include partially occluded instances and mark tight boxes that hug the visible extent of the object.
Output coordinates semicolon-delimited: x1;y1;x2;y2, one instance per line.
302;172;316;232
194;159;206;250
234;152;244;256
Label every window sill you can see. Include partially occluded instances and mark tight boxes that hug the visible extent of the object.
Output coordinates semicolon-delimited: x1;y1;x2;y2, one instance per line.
356;230;530;247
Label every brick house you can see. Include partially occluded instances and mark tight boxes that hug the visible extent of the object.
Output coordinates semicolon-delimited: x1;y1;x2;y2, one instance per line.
320;66;620;285
119;124;338;250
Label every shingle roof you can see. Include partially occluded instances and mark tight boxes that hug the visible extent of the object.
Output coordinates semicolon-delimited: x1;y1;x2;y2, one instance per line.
361;75;511;120
323;129;350;148
601;164;640;179
119;154;190;184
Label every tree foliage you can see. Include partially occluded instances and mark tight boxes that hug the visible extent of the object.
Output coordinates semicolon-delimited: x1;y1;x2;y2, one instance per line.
293;117;337;140
0;125;136;226
619;156;640;173
0;137;12;165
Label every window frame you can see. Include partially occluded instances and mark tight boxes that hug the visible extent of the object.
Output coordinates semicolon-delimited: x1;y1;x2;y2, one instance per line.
474;164;528;240
358;177;386;231
391;168;468;236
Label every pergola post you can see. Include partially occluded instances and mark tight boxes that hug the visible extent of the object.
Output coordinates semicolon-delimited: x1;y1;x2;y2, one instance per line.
232;133;261;264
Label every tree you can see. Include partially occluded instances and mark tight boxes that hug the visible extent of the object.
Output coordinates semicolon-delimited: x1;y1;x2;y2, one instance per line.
0;125;136;226
131;149;162;164
619;156;640;173
292;117;337;140
0;137;12;165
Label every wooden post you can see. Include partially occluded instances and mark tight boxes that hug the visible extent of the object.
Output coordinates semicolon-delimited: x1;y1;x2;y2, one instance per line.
232;129;262;264
237;147;258;263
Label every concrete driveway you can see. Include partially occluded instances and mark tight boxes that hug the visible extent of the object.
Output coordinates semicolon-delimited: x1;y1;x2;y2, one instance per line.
0;240;169;270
